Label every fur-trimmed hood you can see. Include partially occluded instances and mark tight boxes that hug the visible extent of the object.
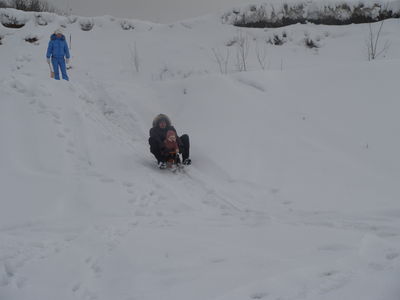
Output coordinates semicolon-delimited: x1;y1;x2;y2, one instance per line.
50;33;66;40
152;114;171;128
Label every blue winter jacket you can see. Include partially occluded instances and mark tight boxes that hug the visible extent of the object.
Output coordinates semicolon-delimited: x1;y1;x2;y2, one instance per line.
46;34;70;59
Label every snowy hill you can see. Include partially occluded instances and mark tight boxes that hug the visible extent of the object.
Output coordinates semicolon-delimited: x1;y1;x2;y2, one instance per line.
1;7;400;300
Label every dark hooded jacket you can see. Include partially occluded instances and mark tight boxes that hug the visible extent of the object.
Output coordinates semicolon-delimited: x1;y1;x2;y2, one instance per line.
149;114;181;149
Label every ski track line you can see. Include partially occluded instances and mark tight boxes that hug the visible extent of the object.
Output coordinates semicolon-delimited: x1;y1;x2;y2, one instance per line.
287;210;400;239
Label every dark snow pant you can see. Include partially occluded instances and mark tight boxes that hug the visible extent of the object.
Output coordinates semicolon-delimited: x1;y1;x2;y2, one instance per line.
149;134;190;163
51;57;69;81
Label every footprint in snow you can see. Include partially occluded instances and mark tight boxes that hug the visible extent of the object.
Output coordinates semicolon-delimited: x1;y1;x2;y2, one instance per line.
250;292;268;299
123;182;134;188
270;188;280;194
51;111;61;120
128;197;137;204
86;171;102;178
90;262;102;276
37;102;47;110
72;282;81;292
210;258;225;263
16;276;27;289
386;252;400;260
100;177;115;183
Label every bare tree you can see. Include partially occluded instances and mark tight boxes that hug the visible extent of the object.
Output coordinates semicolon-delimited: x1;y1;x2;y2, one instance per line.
212;47;230;74
366;20;390;61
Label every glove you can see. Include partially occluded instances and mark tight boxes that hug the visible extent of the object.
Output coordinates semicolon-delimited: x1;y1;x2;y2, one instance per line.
46;58;50;64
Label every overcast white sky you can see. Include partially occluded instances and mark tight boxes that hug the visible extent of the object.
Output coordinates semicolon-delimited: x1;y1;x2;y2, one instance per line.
49;0;257;23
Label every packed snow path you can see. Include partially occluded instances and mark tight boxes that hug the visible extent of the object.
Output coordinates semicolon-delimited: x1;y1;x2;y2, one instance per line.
1;9;400;300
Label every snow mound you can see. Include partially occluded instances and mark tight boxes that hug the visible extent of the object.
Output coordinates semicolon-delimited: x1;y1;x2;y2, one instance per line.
0;8;158;32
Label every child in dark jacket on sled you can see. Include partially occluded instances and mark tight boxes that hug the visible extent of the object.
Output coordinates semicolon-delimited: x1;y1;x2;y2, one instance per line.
149;114;191;169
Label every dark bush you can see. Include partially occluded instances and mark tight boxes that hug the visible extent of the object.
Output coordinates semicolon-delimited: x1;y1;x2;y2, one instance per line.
35;13;48;25
4;0;57;12
224;2;400;28
268;34;286;45
25;36;38;44
1;14;26;28
120;20;134;30
0;0;12;8
305;38;318;48
79;19;94;31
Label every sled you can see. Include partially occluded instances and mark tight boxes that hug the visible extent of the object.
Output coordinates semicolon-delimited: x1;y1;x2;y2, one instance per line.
162;130;183;172
165;151;183;172
47;60;54;78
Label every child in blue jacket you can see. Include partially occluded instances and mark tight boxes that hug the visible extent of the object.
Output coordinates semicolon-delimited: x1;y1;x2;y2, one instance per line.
46;28;70;81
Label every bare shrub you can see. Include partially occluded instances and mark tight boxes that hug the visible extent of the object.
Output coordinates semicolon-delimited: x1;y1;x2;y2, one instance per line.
121;20;134;30
223;2;400;28
268;34;286;46
25;35;39;44
158;66;170;81
305;37;319;48
212;47;230;74
0;0;12;8
14;0;27;11
234;30;249;72
10;0;56;12
255;40;268;70
0;13;26;28
366;20;390;60
34;13;50;25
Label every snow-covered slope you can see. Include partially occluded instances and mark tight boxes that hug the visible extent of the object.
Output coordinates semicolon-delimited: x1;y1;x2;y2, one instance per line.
1;8;400;300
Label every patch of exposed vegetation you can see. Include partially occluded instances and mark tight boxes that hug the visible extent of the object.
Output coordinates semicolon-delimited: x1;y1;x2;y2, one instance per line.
25;35;39;44
223;2;400;28
79;18;94;31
